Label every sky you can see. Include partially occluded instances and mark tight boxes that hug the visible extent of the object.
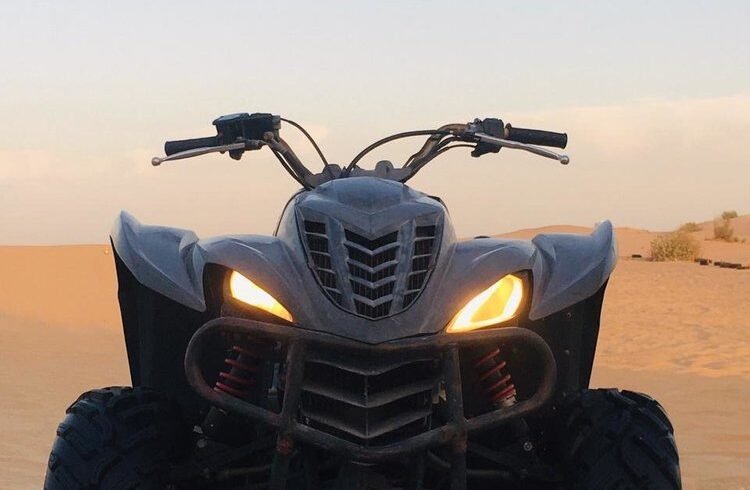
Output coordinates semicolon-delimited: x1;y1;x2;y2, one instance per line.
1;0;748;244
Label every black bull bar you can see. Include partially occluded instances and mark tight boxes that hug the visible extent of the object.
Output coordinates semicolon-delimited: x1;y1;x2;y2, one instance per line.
184;317;557;487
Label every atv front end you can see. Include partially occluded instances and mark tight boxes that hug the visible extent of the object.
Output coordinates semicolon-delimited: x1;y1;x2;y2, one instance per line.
181;317;557;489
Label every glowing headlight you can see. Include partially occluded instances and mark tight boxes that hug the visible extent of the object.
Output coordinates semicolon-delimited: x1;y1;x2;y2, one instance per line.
446;274;524;333
229;271;293;322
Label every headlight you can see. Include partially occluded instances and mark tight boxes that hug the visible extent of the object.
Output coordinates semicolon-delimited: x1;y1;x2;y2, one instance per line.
446;274;524;333
229;271;293;323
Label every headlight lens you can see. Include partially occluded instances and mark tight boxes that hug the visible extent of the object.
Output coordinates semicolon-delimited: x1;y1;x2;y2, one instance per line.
229;271;293;322
446;274;524;333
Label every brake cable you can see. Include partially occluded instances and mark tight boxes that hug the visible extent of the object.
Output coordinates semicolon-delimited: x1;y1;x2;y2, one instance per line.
343;130;452;176
404;124;468;167
404;136;459;169
401;143;476;182
271;149;311;189
280;117;330;169
279;117;337;181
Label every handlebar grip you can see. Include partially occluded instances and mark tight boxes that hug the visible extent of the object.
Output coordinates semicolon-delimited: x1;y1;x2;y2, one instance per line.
164;136;220;156
505;125;567;149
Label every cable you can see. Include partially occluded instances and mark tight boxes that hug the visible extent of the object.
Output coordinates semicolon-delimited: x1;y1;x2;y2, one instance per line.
433;143;475;157
344;130;452;176
406;137;462;167
280;117;330;170
401;143;475;183
271;149;311;189
404;134;449;167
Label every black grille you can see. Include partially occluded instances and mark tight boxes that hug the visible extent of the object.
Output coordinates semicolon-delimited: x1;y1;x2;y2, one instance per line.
403;225;438;308
299;356;438;446
345;229;400;319
303;221;343;305
300;217;441;319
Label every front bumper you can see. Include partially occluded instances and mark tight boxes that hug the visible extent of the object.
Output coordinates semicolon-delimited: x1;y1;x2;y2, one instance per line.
185;317;556;464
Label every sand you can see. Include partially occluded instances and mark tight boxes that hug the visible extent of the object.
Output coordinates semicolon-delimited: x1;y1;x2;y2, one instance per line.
502;215;750;263
1;229;749;489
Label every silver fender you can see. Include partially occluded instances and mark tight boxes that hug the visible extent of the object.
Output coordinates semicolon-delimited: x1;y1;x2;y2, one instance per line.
112;211;205;311
529;221;617;320
111;212;616;342
112;211;312;316
433;221;616;323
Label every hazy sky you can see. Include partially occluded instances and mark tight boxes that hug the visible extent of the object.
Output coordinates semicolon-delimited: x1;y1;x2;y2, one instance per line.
1;1;748;244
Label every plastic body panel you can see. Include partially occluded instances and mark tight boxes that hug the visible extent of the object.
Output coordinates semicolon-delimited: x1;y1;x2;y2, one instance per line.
111;178;616;344
111;177;617;422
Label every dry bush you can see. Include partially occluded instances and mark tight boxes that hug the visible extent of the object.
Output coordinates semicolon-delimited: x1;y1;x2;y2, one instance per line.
650;232;701;262
721;210;739;220
678;222;701;233
714;218;737;242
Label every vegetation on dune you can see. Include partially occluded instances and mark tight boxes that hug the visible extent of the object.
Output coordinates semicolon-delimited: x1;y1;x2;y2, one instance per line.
677;222;702;233
714;220;736;241
650;232;701;262
713;210;741;242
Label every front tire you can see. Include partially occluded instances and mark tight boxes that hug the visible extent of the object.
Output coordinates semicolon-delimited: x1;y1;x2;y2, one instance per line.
44;386;187;490
558;388;681;489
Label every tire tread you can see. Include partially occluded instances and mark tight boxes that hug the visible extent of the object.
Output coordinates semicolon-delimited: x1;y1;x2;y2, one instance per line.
560;388;681;490
44;386;185;490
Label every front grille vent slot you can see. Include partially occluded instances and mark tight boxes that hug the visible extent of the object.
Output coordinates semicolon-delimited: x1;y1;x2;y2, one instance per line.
299;216;441;319
403;225;437;308
303;220;342;305
299;357;438;447
344;229;400;319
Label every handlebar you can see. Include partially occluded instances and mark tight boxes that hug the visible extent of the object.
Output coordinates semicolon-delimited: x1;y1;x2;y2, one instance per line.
151;113;571;187
163;113;281;156
505;125;567;149
164;136;220;156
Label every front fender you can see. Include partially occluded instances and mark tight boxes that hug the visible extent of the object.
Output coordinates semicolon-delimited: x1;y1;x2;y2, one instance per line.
529;221;617;319
112;212;617;342
441;221;616;322
111;212;310;316
111;211;205;311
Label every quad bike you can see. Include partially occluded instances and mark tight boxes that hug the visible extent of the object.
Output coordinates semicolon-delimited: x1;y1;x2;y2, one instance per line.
45;113;680;489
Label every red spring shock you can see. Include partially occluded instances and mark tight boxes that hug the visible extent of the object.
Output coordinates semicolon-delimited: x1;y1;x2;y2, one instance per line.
214;345;261;400
473;347;517;407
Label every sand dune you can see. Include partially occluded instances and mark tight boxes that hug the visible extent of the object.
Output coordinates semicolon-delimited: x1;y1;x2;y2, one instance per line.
500;216;750;263
1;222;749;488
694;214;750;242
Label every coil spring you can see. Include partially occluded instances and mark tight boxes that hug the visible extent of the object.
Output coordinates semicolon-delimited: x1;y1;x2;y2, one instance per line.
213;345;261;400
473;347;517;407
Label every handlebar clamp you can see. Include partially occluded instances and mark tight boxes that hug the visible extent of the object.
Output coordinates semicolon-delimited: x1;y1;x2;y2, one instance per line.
213;113;281;146
470;118;504;157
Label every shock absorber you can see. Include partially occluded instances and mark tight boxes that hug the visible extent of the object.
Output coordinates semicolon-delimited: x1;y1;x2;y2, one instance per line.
202;343;272;441
472;346;539;460
214;345;262;401
473;347;517;407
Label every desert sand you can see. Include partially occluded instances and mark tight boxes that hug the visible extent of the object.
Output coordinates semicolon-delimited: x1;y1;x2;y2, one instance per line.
502;214;750;263
1;222;750;489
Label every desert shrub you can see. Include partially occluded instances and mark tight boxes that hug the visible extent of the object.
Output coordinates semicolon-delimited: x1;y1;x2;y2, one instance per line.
650;232;701;261
721;210;739;220
678;222;701;233
714;218;737;242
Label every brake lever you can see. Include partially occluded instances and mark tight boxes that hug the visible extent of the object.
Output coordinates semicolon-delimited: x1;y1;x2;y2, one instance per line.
475;133;570;165
151;140;263;166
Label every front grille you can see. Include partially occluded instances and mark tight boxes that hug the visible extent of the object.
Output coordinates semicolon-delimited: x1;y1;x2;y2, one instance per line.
300;217;441;319
299;354;439;447
303;220;343;305
403;225;437;308
345;229;400;318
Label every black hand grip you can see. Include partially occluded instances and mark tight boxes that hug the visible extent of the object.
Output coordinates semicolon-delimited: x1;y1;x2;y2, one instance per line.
505;125;567;149
164;136;220;156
